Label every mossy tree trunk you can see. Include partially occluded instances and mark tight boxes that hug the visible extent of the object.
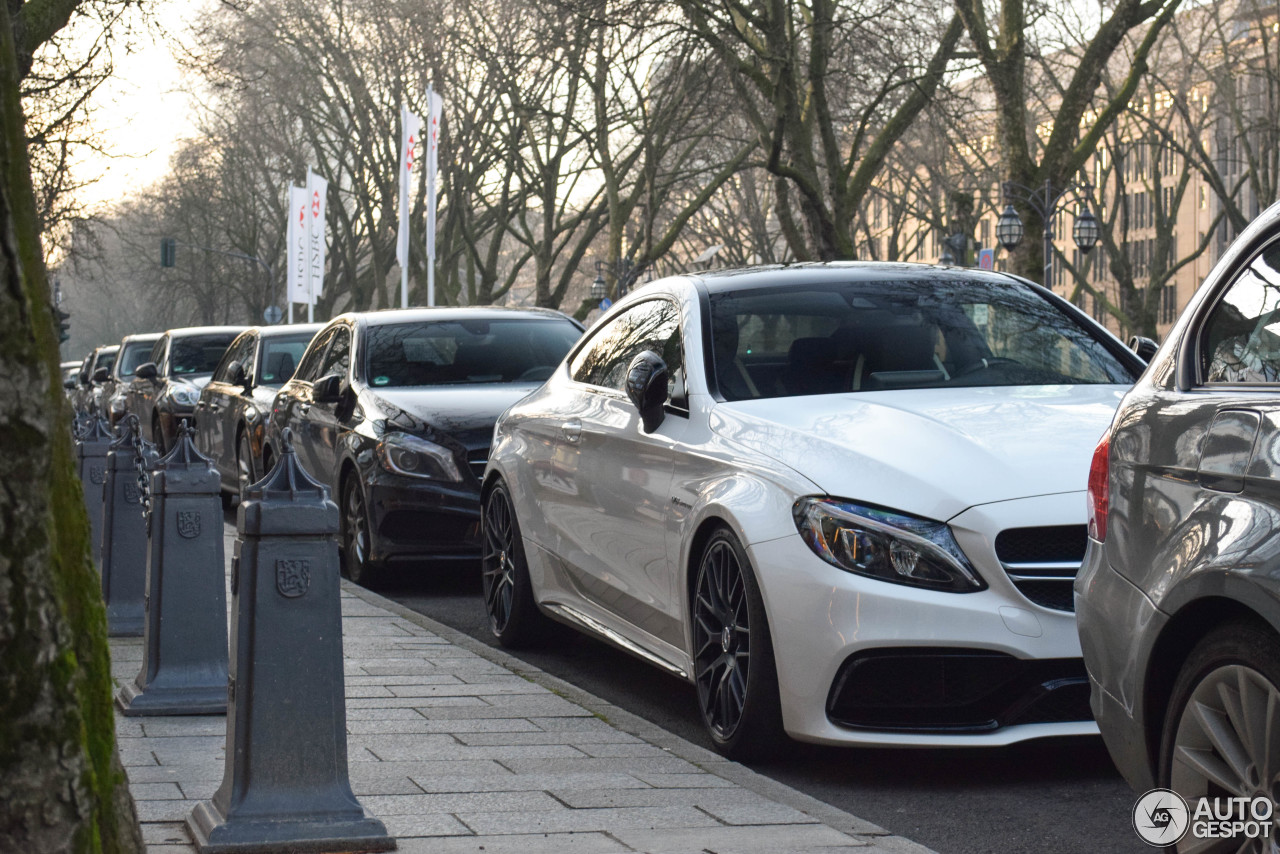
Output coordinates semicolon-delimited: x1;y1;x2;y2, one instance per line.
0;1;143;851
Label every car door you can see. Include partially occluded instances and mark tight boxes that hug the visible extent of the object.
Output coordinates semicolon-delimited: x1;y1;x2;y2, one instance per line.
546;297;690;648
130;336;167;442
306;325;352;489
1111;235;1280;597
274;326;335;482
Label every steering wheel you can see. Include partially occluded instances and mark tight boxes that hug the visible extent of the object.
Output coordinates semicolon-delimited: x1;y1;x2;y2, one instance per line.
957;356;1022;376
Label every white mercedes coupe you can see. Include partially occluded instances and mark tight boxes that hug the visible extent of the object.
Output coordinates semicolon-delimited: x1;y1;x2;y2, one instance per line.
481;263;1144;759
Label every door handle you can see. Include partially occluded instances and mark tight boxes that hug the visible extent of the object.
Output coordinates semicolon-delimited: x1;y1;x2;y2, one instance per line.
561;419;582;443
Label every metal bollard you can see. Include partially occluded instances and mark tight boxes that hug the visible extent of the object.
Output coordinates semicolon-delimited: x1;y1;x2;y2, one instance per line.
187;431;393;853
101;416;157;637
76;415;113;569
117;421;229;716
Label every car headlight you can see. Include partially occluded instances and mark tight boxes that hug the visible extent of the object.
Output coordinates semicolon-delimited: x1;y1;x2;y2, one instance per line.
169;385;199;407
793;497;985;592
376;432;462;481
110;393;126;414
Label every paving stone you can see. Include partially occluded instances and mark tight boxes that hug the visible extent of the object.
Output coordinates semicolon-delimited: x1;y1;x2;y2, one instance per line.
631;772;735;788
550;787;798;813
346;759;513;780
140;718;227;738
346;674;463;687
452;730;641;747
359;741;588;762
393;831;630;854
361;790;562;814
135;798;203;822
387;681;547;698
371;812;475;838
124;764;221;784
140;821;191;845
345;706;430;721
409;772;652;794
574;742;674;759
498;756;695;775
458;805;720;835
348;718;542;735
128;782;186;801
610;823;876;853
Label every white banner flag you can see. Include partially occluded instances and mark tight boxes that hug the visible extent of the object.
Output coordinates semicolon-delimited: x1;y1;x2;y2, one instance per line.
426;88;443;265
287;184;309;306
397;104;422;273
306;169;328;305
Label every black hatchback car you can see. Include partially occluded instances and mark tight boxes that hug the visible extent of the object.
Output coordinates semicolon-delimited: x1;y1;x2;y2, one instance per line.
263;307;583;585
1077;200;1280;845
193;323;322;501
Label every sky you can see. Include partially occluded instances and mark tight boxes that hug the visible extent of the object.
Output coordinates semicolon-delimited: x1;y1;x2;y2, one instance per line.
68;2;203;211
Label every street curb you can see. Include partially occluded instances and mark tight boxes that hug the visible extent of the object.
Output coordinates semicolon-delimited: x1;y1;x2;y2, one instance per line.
342;580;937;853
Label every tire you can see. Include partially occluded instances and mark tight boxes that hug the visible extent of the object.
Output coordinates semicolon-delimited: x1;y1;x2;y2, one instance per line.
692;526;785;761
1160;621;1280;852
480;481;552;648
236;431;256;497
340;475;383;587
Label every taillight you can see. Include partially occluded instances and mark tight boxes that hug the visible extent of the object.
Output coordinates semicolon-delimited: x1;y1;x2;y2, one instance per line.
1087;434;1110;542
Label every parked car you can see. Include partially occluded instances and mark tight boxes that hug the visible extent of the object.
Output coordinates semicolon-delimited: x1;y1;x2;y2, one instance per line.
483;263;1145;758
1076;201;1280;827
125;326;246;452
194;323;322;501
102;332;162;427
61;359;83;394
263;307;583;585
69;344;118;416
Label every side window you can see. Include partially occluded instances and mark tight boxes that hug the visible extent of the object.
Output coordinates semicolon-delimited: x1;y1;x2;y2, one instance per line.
571;299;683;395
1201;241;1280;384
213;334;253;383
294;328;335;384
150;338;168;374
318;328;351;380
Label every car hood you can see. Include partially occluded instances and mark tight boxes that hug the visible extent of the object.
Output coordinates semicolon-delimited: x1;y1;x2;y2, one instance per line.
365;384;538;447
710;384;1127;521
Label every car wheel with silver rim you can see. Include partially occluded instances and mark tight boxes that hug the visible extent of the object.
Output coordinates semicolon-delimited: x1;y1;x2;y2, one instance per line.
1161;622;1280;853
341;475;382;587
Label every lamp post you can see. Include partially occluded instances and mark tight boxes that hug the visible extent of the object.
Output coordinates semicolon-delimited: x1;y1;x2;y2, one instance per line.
594;258;635;302
995;180;1099;286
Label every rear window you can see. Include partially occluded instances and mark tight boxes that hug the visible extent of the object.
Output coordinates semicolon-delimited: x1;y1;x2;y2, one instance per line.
169;334;239;376
364;318;582;387
708;278;1136;400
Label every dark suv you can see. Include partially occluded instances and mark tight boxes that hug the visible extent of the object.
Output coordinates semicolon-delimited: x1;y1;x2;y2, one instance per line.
1077;200;1280;841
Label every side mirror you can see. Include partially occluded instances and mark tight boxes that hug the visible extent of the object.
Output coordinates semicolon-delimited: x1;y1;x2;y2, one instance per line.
135;362;158;381
1127;335;1159;363
229;361;251;390
79;370;91;386
92;367;109;383
313;373;343;403
625;350;668;433
63;377;76;389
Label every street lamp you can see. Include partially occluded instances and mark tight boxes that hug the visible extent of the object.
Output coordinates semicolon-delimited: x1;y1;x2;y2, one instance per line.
590;271;607;302
594;258;635;301
995;181;1098;286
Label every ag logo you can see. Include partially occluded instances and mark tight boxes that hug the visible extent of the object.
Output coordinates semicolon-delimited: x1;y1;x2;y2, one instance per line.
275;559;311;599
176;510;201;539
1133;788;1190;846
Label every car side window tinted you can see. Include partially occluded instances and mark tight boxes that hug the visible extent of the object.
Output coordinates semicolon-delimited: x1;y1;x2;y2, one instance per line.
571;299;683;395
1200;241;1280;384
213;334;253;383
318;328;351;380
294;328;335;383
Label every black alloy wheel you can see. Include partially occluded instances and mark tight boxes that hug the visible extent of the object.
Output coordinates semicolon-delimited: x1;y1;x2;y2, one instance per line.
236;431;255;498
341;476;382;587
1161;622;1280;853
692;526;784;760
481;482;550;648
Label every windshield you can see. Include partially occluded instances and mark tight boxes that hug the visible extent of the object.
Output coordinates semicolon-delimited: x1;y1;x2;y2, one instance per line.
365;318;581;387
259;335;314;385
117;341;155;378
94;350;117;374
169;334;238;377
708;279;1136;401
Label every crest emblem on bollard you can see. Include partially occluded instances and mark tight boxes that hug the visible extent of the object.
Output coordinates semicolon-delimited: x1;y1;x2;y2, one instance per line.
90;465;106;484
123;483;141;504
177;510;202;539
275;559;311;598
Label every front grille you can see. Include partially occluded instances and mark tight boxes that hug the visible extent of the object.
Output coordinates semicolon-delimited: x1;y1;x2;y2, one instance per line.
826;648;1091;732
995;525;1086;613
995;525;1087;564
466;448;489;482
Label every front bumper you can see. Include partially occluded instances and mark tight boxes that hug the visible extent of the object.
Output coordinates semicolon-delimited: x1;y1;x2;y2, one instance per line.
749;491;1098;747
364;470;483;564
